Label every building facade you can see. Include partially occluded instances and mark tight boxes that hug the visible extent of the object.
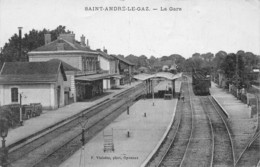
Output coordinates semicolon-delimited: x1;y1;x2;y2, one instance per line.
110;55;135;85
28;33;120;101
0;61;67;109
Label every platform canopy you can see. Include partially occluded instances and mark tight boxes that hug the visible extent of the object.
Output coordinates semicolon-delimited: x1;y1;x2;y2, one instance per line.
133;72;182;81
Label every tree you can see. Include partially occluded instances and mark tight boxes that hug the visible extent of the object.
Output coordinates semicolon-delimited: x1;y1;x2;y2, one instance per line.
201;52;214;62
148;56;157;65
183;58;194;72
125;54;139;68
0;25;72;68
192;53;200;59
221;53;236;79
213;51;227;67
219;52;245;88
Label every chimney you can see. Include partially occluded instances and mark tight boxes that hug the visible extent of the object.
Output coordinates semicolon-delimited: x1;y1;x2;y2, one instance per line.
103;48;108;54
59;33;75;43
18;27;22;61
80;35;86;46
86;39;90;49
44;34;51;45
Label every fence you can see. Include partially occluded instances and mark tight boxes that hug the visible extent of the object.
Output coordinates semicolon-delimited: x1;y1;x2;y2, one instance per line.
229;84;258;118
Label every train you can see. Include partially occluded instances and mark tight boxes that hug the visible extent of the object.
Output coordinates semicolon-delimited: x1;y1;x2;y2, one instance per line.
192;72;211;95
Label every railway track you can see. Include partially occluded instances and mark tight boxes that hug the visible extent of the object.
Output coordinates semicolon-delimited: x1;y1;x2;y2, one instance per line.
160;80;193;167
179;80;212;167
145;80;186;167
201;96;235;167
7;83;145;167
145;78;193;167
235;94;260;167
235;130;260;167
145;76;237;167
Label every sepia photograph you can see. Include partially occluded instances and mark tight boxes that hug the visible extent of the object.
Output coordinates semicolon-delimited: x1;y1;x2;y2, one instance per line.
0;0;259;166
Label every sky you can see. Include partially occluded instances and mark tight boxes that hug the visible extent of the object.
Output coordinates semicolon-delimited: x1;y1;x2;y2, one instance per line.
0;0;259;58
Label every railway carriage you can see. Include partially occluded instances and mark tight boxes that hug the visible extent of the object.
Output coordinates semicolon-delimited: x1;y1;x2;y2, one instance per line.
192;72;211;95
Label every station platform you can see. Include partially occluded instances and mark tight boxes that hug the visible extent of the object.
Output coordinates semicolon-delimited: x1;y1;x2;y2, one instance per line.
2;81;141;148
210;82;251;119
210;82;257;160
60;98;178;167
60;79;182;167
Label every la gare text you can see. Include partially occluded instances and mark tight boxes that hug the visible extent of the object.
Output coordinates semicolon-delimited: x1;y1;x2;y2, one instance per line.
85;6;182;12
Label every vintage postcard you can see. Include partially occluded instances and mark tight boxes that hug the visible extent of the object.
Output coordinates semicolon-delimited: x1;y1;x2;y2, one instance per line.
0;0;259;167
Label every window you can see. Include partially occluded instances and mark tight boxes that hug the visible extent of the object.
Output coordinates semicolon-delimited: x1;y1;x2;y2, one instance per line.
11;88;18;102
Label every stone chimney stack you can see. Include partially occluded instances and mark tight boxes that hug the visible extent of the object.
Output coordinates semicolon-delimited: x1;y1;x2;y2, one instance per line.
103;47;108;53
44;34;51;45
80;35;86;46
86;39;90;49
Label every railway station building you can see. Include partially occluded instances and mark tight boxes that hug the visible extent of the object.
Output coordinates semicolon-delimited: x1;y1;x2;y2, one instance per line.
95;49;120;90
0;61;67;110
110;54;135;85
28;33;124;102
47;59;80;104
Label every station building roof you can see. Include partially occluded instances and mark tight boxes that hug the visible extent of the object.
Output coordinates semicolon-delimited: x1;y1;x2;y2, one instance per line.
133;72;182;81
0;61;67;84
110;55;135;66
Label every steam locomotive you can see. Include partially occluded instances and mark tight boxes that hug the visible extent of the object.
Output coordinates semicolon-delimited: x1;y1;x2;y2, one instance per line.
192;71;211;95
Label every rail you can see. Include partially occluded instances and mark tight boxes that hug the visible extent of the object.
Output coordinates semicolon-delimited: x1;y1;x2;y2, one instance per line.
140;79;180;167
200;97;214;167
235;93;260;166
7;83;144;152
210;95;230;118
235;131;260;166
208;96;235;167
143;76;186;167
7;98;111;152
152;97;182;167
179;76;194;167
8;85;146;166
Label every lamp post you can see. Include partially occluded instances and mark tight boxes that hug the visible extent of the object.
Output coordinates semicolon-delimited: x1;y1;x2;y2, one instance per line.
19;93;23;126
0;117;9;167
78;114;88;167
152;79;155;106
